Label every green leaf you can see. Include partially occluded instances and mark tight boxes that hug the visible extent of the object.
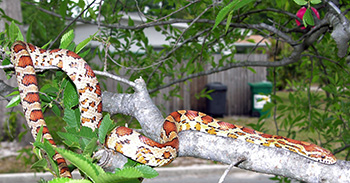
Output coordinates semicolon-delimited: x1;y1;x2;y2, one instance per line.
135;165;159;179
293;0;307;5
54;147;104;181
212;0;254;30
34;139;60;177
225;10;233;33
303;8;315;27
52;104;61;116
41;40;52;49
26;23;33;43
88;8;97;20
31;158;48;169
9;21;19;42
310;0;322;4
80;126;98;139
98;114;113;144
63;80;79;108
83;137;98;157
247;67;256;74
16;25;24;41
59;0;68;19
78;48;91;58
41;85;59;97
5;90;19;97
75;31;97;54
96;172;140;183
2;58;11;66
60;29;75;49
49;177;92;183
63;108;80;129
35;125;44;144
114;167;143;178
128;17;135;26
6;95;21;108
37;20;47;40
57;131;80;148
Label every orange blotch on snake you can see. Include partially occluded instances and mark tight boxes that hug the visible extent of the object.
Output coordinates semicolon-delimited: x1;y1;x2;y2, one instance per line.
227;133;238;139
81;98;88;105
115;127;133;137
260;133;273;138
89;101;95;107
139;135;161;147
23;93;40;104
56;157;66;164
59;166;70;175
67;50;81;59
39;49;46;54
162;151;172;159
97;102;103;113
47;139;56;145
36;125;49;134
81;117;91;124
81;107;89;113
163;120;177;137
28;44;36;52
217;122;235;130
17;56;34;68
274;143;282;148
169;111;181;123
84;63;96;77
195;122;201;131
206;127;217;135
241;127;256;134
95;83;102;96
30;110;44;122
201;115;213;124
13;43;26;53
234;131;245;136
22;74;38;86
57;60;63;69
185;110;198;121
50;49;61;53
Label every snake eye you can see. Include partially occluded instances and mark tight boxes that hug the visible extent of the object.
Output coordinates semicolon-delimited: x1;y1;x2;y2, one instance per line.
321;155;325;159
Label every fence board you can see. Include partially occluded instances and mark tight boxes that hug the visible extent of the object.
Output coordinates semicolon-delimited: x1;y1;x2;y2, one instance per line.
153;53;268;116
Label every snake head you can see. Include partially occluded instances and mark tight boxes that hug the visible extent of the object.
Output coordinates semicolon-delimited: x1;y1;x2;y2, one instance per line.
304;143;337;165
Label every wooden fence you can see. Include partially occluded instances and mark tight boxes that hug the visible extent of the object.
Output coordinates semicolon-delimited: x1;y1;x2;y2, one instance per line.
152;53;268;116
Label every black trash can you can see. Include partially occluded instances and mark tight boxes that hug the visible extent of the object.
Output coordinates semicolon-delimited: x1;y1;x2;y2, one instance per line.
205;82;227;117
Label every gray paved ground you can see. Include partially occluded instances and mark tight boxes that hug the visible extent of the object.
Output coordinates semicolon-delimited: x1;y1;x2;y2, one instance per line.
0;165;275;183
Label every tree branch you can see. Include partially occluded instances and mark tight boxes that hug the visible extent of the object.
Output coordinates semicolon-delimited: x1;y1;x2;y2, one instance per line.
95;77;350;182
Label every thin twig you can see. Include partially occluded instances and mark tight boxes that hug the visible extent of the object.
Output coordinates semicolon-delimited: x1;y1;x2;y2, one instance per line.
173;3;214;48
138;0;201;27
94;70;137;88
218;159;246;183
149;44;305;93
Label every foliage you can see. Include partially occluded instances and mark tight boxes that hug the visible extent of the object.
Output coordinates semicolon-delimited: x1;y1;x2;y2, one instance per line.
2;26;158;181
1;0;350;181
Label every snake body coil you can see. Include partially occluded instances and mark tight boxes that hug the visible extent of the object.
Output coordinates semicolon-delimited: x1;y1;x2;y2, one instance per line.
11;41;336;178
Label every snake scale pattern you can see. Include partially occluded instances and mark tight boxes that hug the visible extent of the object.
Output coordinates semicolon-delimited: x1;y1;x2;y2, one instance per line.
10;41;336;178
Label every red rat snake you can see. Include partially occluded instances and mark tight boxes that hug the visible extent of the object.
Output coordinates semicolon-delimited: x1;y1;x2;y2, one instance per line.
10;41;336;178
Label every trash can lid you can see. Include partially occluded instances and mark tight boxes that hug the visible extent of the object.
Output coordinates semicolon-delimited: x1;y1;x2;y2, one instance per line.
248;81;273;88
206;82;227;90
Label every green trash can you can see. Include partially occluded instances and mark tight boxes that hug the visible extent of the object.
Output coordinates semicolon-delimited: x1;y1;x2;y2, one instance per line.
248;81;273;117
